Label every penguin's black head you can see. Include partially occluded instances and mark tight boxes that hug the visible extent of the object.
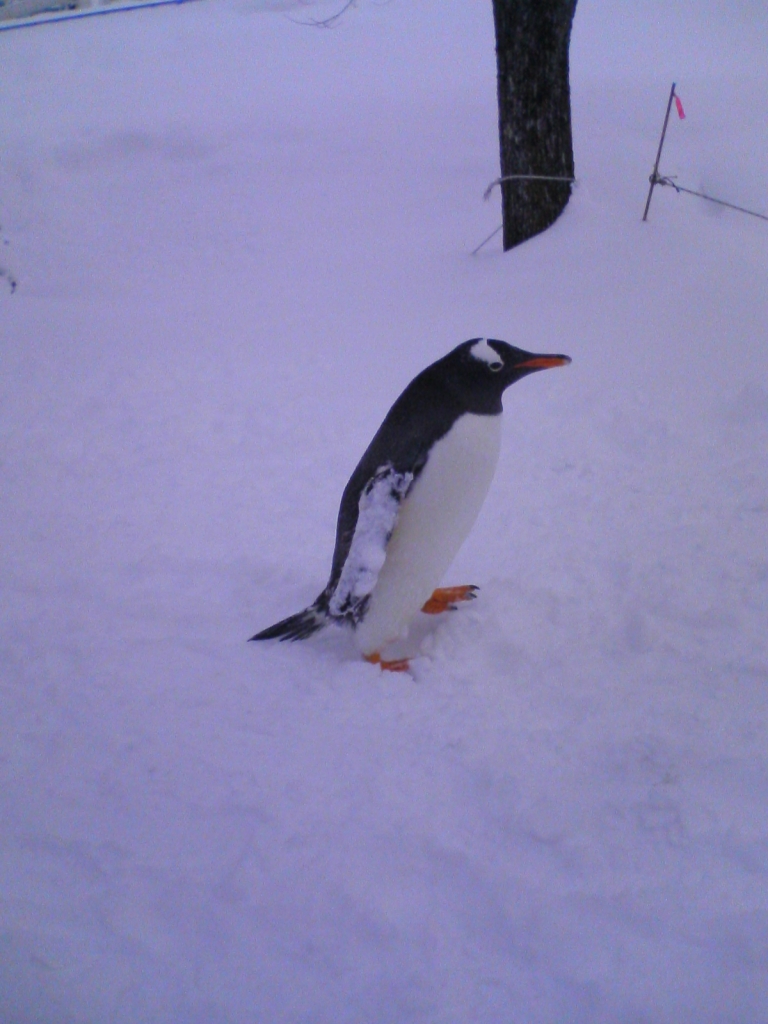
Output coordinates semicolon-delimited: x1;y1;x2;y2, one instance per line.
435;338;571;414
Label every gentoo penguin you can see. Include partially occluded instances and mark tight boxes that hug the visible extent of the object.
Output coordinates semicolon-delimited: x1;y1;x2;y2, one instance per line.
251;338;570;669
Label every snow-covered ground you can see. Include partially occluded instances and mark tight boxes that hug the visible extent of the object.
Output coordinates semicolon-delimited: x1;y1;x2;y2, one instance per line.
2;1;768;1020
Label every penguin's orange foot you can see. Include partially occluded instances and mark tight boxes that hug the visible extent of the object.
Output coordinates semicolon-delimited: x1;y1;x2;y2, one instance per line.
421;585;479;615
364;653;411;672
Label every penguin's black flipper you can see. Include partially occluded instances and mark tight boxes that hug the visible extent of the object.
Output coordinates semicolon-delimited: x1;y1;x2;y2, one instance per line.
249;603;326;642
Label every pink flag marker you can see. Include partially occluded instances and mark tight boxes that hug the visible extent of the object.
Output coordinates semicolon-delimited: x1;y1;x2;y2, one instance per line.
674;93;686;119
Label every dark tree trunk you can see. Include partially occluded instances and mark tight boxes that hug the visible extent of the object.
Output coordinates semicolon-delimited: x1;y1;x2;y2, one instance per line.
492;0;578;251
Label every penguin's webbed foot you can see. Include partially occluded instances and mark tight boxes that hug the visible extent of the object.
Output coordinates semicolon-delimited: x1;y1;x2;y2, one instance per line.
364;652;411;673
421;585;479;615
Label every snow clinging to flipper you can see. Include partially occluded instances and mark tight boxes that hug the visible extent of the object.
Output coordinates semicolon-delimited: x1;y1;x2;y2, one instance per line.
329;465;413;621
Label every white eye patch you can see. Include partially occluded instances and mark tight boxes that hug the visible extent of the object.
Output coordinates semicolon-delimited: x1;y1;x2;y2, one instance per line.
470;338;504;370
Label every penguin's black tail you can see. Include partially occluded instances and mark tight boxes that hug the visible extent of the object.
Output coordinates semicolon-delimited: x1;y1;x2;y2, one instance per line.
249;602;326;643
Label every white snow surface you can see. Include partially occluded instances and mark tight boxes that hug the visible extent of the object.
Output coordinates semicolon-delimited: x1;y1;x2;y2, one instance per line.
2;0;768;1020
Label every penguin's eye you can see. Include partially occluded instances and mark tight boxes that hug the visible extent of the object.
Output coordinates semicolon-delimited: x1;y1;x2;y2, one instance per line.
489;361;503;372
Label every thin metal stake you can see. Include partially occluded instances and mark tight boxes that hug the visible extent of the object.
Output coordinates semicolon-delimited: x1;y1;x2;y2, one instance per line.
642;82;677;222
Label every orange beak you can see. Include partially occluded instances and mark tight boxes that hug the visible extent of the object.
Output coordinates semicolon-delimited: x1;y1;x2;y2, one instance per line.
516;355;572;370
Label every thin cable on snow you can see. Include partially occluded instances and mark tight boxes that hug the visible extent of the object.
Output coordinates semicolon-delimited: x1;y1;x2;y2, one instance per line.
654;175;768;223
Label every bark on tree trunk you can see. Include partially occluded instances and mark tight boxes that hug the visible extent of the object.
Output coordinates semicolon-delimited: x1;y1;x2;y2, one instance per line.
492;0;578;251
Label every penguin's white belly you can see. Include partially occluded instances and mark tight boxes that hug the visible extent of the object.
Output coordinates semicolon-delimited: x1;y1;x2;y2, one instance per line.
355;412;503;655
